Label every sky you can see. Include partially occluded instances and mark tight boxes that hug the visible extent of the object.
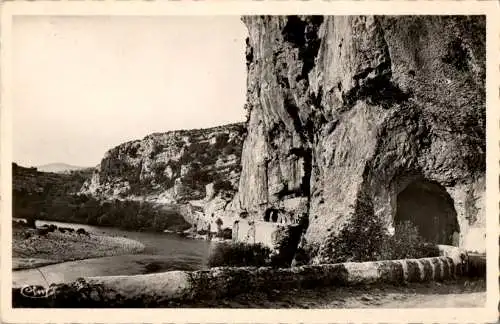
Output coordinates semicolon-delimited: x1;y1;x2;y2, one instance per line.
12;16;248;167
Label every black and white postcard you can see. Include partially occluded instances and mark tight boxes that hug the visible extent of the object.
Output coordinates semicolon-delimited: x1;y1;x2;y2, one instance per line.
1;1;498;323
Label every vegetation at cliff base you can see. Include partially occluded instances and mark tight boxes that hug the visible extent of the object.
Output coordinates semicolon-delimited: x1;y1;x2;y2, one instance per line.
208;242;272;268
14;193;191;232
315;195;440;264
13;161;191;232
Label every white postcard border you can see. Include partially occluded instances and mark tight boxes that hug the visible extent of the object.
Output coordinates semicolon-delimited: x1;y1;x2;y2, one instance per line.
1;1;498;323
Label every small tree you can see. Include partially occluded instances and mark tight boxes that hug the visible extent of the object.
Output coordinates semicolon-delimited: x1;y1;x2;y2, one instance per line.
208;242;271;267
320;193;440;263
213;179;234;193
324;193;389;263
215;218;223;233
381;221;440;260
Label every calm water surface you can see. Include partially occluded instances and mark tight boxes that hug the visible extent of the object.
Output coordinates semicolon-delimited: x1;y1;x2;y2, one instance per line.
13;220;215;287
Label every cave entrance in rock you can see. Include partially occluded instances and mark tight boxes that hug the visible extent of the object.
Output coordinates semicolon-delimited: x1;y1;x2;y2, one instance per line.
395;179;460;245
264;209;279;223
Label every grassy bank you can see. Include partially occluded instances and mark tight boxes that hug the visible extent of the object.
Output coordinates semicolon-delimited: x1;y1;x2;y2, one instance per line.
12;228;145;270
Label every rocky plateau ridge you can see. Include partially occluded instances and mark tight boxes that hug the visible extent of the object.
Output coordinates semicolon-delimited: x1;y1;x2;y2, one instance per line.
80;123;246;232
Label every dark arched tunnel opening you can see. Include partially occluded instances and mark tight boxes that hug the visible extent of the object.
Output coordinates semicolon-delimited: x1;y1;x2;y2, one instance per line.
264;209;279;223
395;179;460;245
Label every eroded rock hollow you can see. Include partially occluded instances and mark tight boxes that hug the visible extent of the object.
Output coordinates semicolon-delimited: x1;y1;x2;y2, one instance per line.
229;15;485;263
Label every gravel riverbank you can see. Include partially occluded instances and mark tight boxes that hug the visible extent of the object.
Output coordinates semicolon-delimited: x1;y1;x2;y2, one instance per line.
12;228;145;270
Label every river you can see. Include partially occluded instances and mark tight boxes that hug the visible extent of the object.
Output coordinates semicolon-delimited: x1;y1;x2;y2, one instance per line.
13;220;215;287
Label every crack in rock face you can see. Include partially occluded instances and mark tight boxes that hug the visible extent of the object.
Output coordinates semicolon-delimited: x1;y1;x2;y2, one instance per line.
232;15;486;263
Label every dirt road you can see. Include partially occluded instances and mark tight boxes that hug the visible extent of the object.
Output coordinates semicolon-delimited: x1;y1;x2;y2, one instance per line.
183;279;486;308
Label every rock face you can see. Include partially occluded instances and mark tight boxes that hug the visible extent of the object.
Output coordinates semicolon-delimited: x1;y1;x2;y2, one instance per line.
81;123;245;230
232;16;486;261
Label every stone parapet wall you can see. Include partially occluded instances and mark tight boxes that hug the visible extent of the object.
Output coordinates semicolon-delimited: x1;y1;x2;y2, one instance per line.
13;246;475;308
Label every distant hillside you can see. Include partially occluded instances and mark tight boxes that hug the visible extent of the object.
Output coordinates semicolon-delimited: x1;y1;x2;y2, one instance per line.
13;163;93;195
12;162;190;232
37;163;91;174
12;163;93;225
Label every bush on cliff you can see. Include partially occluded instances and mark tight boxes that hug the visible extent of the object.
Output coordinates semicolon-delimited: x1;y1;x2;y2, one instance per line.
213;179;235;193
293;240;321;266
325;217;440;263
270;224;304;268
215;228;233;240
322;194;439;263
323;194;387;263
208;242;271;267
381;220;441;260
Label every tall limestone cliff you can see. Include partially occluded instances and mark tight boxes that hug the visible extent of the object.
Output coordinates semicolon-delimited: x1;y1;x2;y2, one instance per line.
231;16;486;262
81;123;246;231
